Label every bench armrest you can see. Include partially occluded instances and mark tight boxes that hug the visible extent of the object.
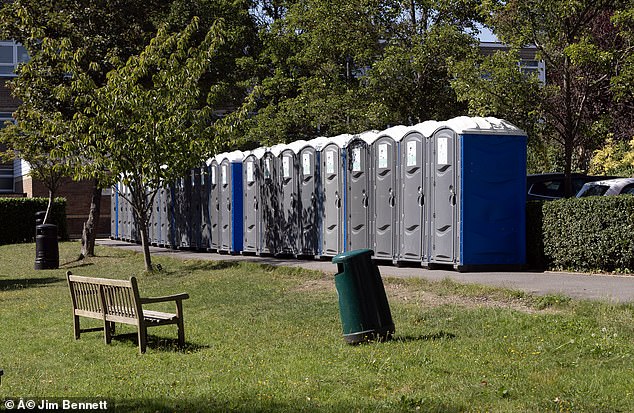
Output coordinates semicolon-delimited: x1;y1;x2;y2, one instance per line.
140;293;189;305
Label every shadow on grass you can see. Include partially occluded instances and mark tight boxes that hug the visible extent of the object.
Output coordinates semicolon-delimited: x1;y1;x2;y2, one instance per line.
182;261;242;272
114;396;465;412
393;330;457;343
0;277;62;291
113;333;210;353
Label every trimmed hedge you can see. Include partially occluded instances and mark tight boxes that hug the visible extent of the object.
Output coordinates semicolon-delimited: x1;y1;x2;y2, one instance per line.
527;196;634;273
0;198;68;245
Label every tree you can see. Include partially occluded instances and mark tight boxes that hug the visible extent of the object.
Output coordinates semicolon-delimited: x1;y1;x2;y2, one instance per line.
452;0;633;195
0;0;172;254
240;0;482;146
65;17;233;272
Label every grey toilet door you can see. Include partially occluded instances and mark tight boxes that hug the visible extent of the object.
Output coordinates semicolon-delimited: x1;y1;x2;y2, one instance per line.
200;167;211;249
299;147;318;256
160;186;171;247
398;132;425;262
243;156;260;253
430;128;457;263
209;162;220;250
279;151;299;255
321;145;342;256
347;140;370;251
373;137;397;260
219;160;233;251
190;169;202;249
260;153;278;255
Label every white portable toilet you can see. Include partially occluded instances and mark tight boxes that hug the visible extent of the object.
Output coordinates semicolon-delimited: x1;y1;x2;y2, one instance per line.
207;156;221;252
395;121;439;265
345;130;380;252
369;125;410;261
278;141;308;256
242;147;266;255
319;133;354;258
258;144;285;255
298;137;329;257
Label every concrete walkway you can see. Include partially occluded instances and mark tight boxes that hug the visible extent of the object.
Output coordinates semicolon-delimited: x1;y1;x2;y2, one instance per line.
97;239;634;303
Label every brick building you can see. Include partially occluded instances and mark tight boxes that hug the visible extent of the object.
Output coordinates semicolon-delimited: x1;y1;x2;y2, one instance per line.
0;40;110;238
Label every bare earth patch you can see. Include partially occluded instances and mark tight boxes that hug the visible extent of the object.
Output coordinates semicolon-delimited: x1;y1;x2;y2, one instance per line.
292;275;554;314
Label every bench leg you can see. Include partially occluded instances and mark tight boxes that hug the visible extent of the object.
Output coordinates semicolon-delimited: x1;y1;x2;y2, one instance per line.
177;318;185;349
138;326;147;354
104;320;112;345
73;315;81;340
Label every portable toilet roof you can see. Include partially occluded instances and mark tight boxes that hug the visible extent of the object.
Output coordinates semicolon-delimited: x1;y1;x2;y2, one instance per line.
268;143;287;156
286;140;310;154
410;120;442;138
441;116;525;136
375;125;411;142
306;136;330;151
328;133;355;148
355;130;381;145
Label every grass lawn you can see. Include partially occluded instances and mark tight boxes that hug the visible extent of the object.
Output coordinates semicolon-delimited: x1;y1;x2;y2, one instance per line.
1;242;634;412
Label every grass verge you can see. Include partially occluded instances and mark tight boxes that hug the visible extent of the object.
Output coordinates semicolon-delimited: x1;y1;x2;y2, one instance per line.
1;242;633;412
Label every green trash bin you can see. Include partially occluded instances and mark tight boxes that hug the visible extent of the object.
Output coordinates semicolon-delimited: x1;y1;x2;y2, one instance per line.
333;249;394;344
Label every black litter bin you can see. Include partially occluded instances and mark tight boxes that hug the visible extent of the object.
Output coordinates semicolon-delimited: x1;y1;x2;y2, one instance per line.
35;210;46;226
333;249;394;344
34;224;59;270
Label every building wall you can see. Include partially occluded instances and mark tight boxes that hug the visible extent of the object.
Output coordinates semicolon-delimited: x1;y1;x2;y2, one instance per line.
14;175;111;238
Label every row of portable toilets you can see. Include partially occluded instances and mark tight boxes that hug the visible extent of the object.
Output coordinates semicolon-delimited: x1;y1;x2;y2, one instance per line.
111;116;528;271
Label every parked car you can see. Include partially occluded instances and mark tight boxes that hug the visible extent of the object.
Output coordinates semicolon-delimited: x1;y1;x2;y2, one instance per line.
526;173;617;201
576;177;634;197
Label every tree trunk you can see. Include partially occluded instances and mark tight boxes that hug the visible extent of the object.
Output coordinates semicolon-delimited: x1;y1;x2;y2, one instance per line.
137;208;153;272
80;179;102;258
43;189;53;224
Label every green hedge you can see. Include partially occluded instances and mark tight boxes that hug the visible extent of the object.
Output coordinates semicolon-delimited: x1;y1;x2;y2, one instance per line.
0;198;68;245
527;197;634;273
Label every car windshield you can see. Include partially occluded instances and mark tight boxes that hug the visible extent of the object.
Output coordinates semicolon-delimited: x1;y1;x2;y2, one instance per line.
579;185;610;197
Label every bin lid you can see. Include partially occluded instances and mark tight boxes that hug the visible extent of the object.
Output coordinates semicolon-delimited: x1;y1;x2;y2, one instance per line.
332;248;374;264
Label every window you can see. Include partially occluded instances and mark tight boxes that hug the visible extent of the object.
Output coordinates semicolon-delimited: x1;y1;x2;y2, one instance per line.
578;184;609;197
0;41;29;77
0;112;15;192
621;184;634;195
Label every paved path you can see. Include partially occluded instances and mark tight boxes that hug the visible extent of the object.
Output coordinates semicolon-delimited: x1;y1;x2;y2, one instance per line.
97;239;634;303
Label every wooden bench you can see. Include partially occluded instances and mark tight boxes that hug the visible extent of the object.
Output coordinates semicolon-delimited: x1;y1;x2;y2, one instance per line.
66;271;189;354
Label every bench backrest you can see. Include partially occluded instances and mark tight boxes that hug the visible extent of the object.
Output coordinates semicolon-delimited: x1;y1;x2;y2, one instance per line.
67;274;143;324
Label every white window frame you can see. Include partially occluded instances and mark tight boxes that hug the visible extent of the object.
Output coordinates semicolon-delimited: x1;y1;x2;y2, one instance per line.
0;40;29;78
0;112;15;192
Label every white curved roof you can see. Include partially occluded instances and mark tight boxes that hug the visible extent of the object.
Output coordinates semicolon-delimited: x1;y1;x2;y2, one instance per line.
307;136;330;151
214;150;244;163
284;139;310;154
244;147;267;160
325;133;355;149
411;120;442;138
375;125;411;142
354;130;381;145
267;143;287;156
440;116;525;135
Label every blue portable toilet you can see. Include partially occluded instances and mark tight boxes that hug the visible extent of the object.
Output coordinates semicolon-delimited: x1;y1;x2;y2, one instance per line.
217;150;245;254
427;116;527;270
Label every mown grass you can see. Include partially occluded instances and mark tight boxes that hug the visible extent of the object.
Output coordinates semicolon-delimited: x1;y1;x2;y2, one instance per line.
1;242;634;412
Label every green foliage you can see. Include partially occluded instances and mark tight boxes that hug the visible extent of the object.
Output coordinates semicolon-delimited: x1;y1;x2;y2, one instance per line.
0;198;67;245
542;196;634;272
242;0;481;144
590;137;634;177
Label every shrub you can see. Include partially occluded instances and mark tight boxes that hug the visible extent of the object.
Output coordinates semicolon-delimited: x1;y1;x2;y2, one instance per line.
542;196;634;272
526;201;546;270
0;198;68;245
